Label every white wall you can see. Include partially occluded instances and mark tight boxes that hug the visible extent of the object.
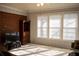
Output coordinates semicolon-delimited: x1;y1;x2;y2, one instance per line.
29;11;79;49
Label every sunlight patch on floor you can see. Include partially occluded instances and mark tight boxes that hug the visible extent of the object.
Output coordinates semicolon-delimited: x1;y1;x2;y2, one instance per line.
9;43;72;56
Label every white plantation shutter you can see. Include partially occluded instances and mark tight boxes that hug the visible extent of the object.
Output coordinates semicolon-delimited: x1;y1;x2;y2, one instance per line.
37;16;48;38
37;13;78;40
49;15;61;39
63;14;77;40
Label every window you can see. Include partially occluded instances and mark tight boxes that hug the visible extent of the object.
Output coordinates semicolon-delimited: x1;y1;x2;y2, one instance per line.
37;13;78;40
37;16;48;38
63;14;77;40
49;15;61;39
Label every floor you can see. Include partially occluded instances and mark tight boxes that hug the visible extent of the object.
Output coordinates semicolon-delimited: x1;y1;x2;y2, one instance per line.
9;43;73;56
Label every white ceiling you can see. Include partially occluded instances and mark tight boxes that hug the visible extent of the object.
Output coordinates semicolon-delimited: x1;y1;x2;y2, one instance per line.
0;3;79;13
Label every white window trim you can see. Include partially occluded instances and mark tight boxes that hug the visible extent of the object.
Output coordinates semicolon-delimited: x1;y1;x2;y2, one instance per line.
37;13;78;40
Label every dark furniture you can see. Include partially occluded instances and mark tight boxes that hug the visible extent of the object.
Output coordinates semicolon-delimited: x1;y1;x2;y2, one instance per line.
0;44;15;56
69;40;79;56
69;50;79;56
19;20;30;45
4;32;21;50
0;51;15;56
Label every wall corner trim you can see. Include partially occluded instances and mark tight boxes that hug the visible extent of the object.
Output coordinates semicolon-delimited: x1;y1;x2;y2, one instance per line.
0;5;27;16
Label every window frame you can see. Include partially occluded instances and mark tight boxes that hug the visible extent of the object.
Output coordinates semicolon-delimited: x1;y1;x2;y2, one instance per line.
37;16;48;38
62;13;78;40
49;15;62;39
37;13;78;40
